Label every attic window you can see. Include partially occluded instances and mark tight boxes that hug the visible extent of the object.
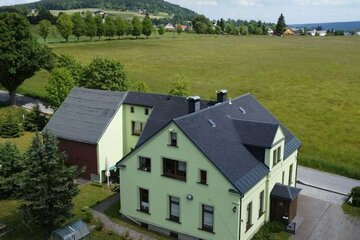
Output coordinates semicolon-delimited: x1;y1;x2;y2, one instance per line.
208;119;216;127
239;107;246;114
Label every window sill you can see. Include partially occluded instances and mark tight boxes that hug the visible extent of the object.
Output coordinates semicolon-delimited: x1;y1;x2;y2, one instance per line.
196;182;208;186
246;224;253;232
198;227;215;234
258;211;265;219
136;209;150;215
167;144;179;148
138;168;151;173
132;133;141;136
166;218;181;224
161;174;186;182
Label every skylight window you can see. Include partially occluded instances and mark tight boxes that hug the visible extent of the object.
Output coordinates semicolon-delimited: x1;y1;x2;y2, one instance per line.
208;119;216;127
239;107;246;114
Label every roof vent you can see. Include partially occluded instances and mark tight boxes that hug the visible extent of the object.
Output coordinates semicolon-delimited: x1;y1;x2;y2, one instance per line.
229;98;232;105
239;107;246;114
208;119;216;127
187;96;201;113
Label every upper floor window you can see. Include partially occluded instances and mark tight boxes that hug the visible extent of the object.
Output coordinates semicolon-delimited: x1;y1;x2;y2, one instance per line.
130;106;134;113
139;188;149;213
198;170;207;185
132;121;144;136
162;158;186;181
259;190;264;218
246;201;253;231
168;196;180;223
288;164;293;185
272;146;282;167
139;156;151;172
201;205;214;232
145;108;149;115
169;132;177;147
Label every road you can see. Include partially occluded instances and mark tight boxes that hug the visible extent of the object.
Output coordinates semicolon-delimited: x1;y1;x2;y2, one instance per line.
297;166;360;195
0;90;53;114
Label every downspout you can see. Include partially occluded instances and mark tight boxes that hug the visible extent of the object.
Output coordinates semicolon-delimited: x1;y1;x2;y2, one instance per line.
238;193;244;240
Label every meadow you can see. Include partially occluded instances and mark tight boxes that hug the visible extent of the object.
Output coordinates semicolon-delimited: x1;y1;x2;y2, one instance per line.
14;33;360;179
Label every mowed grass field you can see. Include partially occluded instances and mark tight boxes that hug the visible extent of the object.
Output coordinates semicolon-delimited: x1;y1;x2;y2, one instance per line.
19;34;360;179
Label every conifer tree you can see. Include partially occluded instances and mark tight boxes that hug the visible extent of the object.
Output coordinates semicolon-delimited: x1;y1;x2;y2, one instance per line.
275;13;286;35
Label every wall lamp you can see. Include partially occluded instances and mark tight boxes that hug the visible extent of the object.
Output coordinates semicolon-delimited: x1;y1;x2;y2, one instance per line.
232;206;237;213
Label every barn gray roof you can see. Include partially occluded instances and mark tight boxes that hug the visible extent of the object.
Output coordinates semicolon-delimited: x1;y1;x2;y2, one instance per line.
44;88;127;144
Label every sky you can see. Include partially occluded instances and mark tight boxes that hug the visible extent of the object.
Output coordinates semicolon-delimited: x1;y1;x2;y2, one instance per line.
0;0;359;24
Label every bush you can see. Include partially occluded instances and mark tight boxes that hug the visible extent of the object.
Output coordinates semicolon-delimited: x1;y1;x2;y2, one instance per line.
0;114;23;138
23;105;48;132
84;211;93;223
94;218;104;231
351;186;360;207
252;221;284;240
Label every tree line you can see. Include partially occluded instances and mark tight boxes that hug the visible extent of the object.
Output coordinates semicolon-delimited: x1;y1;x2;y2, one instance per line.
39;12;163;42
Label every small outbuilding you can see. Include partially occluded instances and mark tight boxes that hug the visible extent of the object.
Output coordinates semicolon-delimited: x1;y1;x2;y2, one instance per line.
270;183;301;225
50;220;90;240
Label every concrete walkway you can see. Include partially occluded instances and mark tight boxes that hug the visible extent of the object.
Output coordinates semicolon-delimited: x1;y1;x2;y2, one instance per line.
291;195;360;240
297;166;360;195
0;90;53;115
91;193;156;240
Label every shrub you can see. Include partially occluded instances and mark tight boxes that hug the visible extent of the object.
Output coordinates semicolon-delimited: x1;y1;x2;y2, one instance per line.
94;218;104;231
84;211;93;223
351;186;360;207
0;114;23;138
23;105;48;132
108;230;114;235
252;221;284;240
81;206;89;212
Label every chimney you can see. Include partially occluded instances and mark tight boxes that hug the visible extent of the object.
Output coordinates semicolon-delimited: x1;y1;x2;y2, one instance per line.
187;96;201;113
216;90;228;103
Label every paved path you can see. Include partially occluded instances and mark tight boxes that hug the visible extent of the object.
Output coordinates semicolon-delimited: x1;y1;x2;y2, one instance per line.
291;195;360;240
0;90;53;115
297;166;360;195
91;193;156;240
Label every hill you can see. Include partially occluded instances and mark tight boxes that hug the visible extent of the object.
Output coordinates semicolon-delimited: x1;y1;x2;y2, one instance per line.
290;21;360;31
0;0;197;22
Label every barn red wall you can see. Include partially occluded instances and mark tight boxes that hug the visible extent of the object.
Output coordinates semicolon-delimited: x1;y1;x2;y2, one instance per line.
58;138;98;179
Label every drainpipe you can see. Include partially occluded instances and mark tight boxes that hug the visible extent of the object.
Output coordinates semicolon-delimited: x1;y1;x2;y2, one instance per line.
238;194;244;240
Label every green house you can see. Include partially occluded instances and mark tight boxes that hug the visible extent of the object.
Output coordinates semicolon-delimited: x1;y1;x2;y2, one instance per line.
46;88;301;239
117;90;301;240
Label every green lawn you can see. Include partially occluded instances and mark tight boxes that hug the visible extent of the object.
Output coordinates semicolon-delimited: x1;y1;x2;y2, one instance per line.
0;184;117;240
18;34;360;179
342;202;360;218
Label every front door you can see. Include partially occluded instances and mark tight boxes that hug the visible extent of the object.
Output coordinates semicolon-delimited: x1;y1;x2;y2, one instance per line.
270;197;290;225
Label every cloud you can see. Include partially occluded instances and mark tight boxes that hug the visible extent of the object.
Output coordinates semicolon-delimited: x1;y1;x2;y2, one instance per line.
194;0;218;6
234;0;263;7
294;0;359;6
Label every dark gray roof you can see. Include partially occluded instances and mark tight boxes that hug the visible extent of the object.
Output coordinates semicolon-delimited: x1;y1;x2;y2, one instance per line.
174;93;301;195
124;92;213;146
271;183;302;201
44;88;127;144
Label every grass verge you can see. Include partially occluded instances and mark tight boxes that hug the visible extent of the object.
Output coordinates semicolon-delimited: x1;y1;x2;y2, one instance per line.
342;202;360;218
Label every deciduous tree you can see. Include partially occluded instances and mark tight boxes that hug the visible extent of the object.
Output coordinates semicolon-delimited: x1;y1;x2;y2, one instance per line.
104;16;116;39
84;12;96;40
114;16;126;39
169;80;189;96
131;16;142;38
71;12;85;41
158;25;165;36
56;13;73;42
0;13;53;105
95;15;104;40
38;19;52;42
142;15;153;38
80;58;129;91
45;68;75;110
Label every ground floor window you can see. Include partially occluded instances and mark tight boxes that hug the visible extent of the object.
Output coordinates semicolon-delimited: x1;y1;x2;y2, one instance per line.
139;188;149;213
246;201;253;231
169;196;180;222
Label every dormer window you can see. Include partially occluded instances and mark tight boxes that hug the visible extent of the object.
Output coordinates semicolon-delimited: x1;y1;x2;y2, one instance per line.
145;108;149;115
272;146;282;167
130;106;134;113
169;132;177;147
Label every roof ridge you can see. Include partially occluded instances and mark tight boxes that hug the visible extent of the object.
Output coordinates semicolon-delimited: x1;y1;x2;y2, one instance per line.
174;92;252;122
231;117;279;126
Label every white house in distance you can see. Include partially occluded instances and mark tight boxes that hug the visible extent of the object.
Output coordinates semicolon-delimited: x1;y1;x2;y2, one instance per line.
267;29;274;35
165;23;176;31
317;30;327;37
355;31;360;36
